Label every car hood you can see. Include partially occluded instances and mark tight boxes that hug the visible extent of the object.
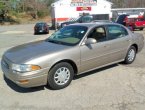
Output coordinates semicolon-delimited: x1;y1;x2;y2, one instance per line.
4;40;70;64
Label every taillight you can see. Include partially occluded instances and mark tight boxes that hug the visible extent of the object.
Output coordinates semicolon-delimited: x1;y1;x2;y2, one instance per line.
44;26;47;30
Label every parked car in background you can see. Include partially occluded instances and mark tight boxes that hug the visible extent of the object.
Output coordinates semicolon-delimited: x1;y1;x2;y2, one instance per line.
59;14;109;28
1;23;144;90
126;17;145;30
116;14;145;31
116;14;129;26
34;22;49;34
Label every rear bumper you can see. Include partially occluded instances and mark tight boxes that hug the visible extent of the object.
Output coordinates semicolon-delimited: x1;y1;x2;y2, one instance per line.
34;29;49;34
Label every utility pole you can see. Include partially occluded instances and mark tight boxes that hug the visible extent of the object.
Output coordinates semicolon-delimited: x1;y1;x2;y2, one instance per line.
35;0;38;19
22;0;25;12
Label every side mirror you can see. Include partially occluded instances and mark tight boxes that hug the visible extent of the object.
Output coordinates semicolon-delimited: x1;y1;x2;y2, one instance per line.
85;38;97;45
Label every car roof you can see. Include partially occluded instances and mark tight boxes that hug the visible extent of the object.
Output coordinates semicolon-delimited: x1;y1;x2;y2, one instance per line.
69;22;119;28
36;22;46;25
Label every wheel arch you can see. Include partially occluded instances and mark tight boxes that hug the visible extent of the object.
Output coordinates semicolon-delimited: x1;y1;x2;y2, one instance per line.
49;59;78;75
131;44;138;53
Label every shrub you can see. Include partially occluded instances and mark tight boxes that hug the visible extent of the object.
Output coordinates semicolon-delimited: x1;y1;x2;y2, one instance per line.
37;9;49;18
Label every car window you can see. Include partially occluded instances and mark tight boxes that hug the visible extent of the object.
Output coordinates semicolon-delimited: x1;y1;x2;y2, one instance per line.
127;18;134;22
93;14;109;20
107;25;128;40
116;15;128;24
88;26;107;42
36;23;44;27
46;25;88;46
81;16;93;23
136;18;144;21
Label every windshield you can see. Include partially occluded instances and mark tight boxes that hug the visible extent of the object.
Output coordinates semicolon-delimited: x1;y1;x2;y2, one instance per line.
46;25;88;46
81;16;93;23
76;16;93;23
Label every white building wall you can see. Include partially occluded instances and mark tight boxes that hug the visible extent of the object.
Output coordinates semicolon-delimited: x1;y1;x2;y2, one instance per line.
51;0;112;26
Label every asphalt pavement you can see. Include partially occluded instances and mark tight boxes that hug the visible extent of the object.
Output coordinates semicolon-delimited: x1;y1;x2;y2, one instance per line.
0;24;145;110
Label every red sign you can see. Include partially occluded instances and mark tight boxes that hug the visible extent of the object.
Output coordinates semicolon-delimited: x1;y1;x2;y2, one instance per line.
76;7;91;11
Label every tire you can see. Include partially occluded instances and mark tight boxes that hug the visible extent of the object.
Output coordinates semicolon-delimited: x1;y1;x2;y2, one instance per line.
34;32;37;35
48;62;74;90
140;28;144;31
46;31;49;34
124;46;136;64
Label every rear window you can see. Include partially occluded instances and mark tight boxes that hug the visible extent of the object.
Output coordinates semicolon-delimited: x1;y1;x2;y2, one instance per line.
36;23;45;27
93;14;109;20
127;18;135;22
107;25;128;40
81;16;93;23
136;18;144;21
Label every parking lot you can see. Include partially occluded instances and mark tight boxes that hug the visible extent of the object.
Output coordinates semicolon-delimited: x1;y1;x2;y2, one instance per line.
0;24;145;110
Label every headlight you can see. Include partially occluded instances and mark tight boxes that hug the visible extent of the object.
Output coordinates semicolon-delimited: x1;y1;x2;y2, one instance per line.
12;64;41;72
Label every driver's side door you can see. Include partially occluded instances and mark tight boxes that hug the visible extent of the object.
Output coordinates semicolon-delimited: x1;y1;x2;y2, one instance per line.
80;26;111;73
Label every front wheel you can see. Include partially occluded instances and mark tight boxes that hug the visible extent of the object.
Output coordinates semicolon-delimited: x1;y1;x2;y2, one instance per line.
140;28;144;31
124;46;136;64
48;62;74;90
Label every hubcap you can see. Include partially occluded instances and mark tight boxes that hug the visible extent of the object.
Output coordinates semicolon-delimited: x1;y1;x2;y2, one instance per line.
128;49;135;62
54;67;70;85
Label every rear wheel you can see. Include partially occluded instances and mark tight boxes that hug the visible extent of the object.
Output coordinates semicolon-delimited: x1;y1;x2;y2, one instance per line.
47;30;49;34
48;62;74;90
124;46;136;64
140;28;144;31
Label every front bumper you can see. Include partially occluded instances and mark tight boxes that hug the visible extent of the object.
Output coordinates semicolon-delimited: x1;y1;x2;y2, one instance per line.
1;59;49;88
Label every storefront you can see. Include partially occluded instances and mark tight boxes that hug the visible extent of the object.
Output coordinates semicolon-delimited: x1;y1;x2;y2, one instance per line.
51;0;112;27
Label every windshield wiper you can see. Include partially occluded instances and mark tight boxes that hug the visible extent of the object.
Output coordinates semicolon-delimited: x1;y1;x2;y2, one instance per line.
46;39;63;45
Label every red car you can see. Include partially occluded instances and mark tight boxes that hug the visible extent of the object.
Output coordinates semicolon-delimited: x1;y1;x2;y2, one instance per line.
126;17;145;31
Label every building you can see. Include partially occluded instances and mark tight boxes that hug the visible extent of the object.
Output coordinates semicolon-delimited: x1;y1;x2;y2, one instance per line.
51;0;112;27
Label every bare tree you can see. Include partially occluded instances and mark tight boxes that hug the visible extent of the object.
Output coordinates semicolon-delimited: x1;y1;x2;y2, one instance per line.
22;0;48;19
108;0;145;8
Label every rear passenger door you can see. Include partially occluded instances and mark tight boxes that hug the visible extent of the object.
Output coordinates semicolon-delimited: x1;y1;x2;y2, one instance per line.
106;25;131;62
